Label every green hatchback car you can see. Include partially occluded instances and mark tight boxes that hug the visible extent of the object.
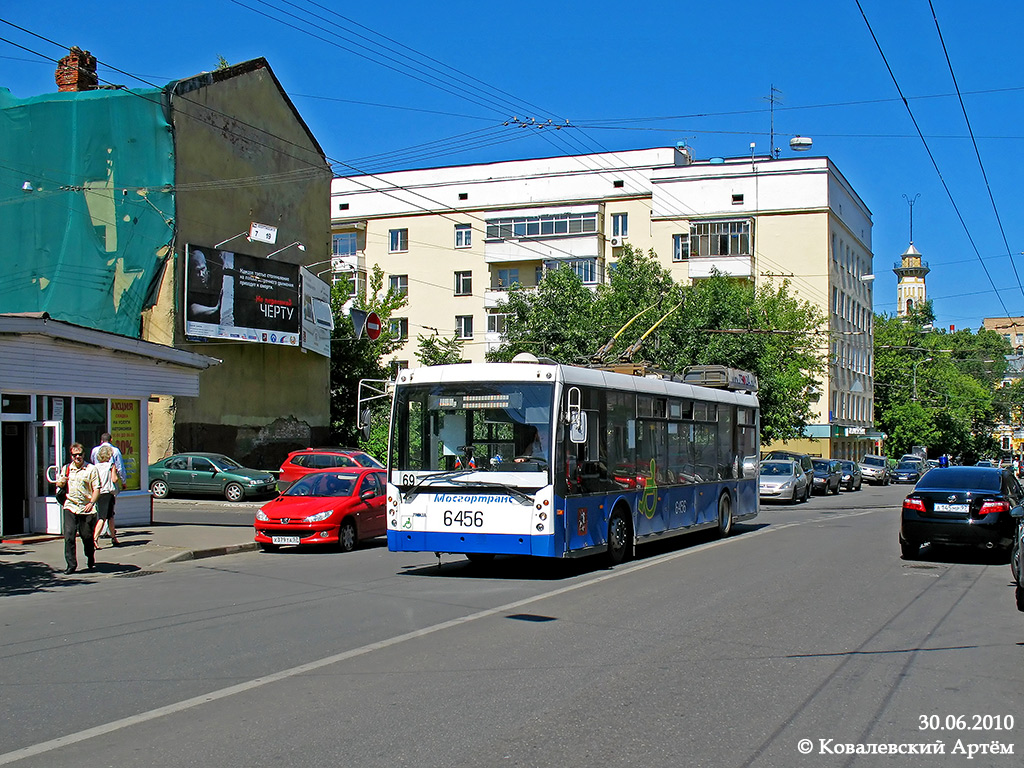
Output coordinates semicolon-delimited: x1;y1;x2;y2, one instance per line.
148;452;277;502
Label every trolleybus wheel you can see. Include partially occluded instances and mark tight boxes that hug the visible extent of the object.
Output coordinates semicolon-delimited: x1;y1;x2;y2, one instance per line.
717;493;733;537
607;507;632;566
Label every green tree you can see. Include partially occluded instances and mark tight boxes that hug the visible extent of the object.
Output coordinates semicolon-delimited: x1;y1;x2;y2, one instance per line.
487;265;601;364
873;304;1009;460
488;246;824;443
330;265;406;456
415;332;465;366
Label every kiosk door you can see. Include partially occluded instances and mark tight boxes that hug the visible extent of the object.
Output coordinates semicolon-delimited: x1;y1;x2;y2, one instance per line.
30;421;63;534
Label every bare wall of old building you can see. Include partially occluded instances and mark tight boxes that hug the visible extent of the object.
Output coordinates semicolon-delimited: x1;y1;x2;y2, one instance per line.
142;59;332;469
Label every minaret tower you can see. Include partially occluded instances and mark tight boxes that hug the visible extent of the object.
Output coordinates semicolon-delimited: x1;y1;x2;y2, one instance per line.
894;194;929;316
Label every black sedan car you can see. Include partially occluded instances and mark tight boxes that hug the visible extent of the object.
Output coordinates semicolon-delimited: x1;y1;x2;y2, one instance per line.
811;458;841;495
838;460;863;491
900;466;1023;560
892;461;924;484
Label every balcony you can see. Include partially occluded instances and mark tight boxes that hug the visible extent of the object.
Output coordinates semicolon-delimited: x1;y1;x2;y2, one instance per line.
687;255;753;279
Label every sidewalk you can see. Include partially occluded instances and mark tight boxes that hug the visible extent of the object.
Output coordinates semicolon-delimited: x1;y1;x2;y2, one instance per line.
0;524;257;595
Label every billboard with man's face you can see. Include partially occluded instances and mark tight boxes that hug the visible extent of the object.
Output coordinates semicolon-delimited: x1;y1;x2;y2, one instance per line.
184;243;301;346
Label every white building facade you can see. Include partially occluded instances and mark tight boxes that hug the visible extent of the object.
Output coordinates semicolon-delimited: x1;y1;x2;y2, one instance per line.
329;148;877;459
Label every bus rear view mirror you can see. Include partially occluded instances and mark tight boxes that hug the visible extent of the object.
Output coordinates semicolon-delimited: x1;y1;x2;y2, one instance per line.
570;411;587;444
566;386;587;444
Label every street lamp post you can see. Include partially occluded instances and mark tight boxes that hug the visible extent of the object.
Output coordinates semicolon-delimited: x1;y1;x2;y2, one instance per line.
912;357;932;401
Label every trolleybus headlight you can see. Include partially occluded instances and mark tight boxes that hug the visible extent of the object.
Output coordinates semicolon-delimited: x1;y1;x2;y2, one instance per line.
539;512;547;520
536;523;544;531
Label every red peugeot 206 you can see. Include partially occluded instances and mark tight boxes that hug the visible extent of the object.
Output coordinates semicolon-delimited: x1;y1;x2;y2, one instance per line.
254;467;386;552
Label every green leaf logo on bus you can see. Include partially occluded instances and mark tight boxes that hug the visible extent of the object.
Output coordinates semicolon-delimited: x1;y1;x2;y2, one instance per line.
638;459;659;519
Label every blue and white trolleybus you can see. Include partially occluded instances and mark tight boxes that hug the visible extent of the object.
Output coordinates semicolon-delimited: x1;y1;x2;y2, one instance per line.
386;355;759;564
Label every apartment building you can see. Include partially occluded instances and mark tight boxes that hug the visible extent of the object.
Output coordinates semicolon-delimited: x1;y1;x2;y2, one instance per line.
329;147;877;458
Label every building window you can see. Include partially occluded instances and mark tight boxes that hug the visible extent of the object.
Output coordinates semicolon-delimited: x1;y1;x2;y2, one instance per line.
731;194;744;205
494;268;519;289
389;359;409;376
338;203;349;211
458;192;468;201
485;212;598;240
390;318;408;340
454;271;472;296
689;220;751;257
613;179;624;188
456;315;473;340
332;232;357;256
567;258;597;284
455;224;472;249
389;228;408;253
346;270;366;299
672;234;689;262
487;313;507;335
389;275;408;296
611;213;628;238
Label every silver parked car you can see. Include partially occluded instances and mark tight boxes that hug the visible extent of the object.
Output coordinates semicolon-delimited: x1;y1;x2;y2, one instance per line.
759;460;810;503
859;454;890;486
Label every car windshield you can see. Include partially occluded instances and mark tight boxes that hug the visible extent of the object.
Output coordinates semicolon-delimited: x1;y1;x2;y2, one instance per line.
839;461;855;471
760;462;794;476
916;468;1001;492
896;462;920;471
354;452;384;468
862;457;885;467
812;459;831;470
209;455;243;471
284;472;357;497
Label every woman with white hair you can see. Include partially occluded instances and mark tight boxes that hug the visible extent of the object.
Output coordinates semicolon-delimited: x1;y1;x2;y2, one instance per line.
93;444;121;548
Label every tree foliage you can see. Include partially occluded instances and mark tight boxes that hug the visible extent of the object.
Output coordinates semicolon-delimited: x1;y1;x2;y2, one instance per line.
873;303;1010;461
488;246;825;443
415;332;465;366
329;265;407;452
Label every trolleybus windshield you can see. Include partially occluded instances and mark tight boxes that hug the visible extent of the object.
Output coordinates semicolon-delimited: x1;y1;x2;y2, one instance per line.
390;381;554;480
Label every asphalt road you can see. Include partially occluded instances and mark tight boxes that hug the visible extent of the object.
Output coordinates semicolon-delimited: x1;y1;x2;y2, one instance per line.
2;483;1022;768
152;496;266;526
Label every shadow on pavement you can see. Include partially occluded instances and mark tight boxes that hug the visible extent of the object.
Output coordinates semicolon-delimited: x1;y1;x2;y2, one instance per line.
0;559;143;597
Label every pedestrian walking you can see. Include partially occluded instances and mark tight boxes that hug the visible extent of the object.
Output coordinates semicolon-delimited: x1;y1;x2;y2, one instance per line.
91;433;125;538
93;444;120;548
56;442;101;574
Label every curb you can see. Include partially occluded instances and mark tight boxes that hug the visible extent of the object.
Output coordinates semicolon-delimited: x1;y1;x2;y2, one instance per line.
151;542;259;566
1;535;63;545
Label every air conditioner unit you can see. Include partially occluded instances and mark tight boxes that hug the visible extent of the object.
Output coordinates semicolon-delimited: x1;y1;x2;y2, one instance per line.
609;236;624;247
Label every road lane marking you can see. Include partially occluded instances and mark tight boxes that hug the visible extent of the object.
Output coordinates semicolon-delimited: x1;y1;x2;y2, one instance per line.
0;504;889;765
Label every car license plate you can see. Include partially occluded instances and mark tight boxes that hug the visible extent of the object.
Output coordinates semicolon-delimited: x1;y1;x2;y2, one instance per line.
271;535;301;545
933;503;968;513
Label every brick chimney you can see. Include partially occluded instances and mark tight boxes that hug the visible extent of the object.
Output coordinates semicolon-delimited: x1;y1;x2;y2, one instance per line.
55;47;98;92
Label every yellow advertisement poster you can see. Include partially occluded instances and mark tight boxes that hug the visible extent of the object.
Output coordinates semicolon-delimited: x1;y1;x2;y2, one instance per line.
110;399;141;491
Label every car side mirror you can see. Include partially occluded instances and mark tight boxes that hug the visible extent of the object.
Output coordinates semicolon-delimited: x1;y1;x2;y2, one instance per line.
360;488;376;501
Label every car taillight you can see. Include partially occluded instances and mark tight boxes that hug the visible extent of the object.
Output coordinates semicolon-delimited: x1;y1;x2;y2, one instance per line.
979;500;1010;516
903;497;926;513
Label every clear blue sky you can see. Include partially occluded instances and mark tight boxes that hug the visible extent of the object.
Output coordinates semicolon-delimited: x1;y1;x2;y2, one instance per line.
3;0;1024;331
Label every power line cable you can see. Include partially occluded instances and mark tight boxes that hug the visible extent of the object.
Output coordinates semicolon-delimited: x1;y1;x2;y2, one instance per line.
926;0;1024;305
854;0;1012;319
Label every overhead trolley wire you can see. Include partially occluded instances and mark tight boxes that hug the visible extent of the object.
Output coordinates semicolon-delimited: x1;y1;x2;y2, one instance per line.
926;0;1024;306
854;0;1012;319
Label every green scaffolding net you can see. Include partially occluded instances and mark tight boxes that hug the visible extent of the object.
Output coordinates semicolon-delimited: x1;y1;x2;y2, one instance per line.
0;86;175;337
